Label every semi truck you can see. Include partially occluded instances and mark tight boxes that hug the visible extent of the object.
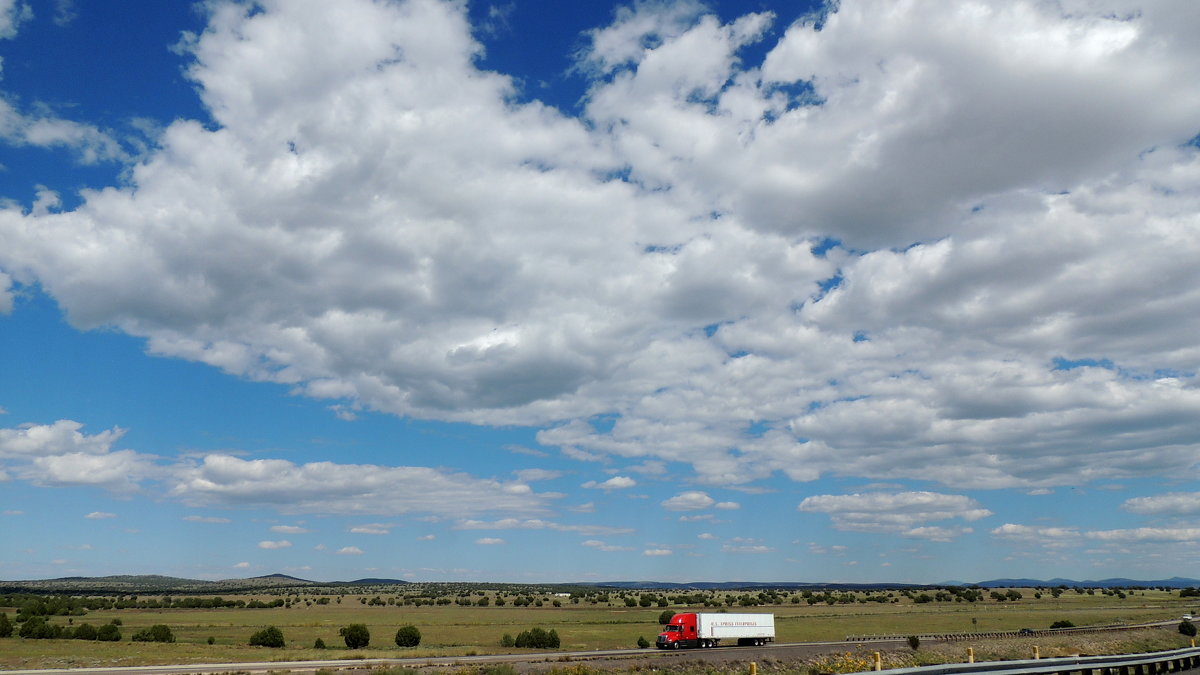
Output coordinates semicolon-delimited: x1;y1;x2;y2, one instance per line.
656;612;775;649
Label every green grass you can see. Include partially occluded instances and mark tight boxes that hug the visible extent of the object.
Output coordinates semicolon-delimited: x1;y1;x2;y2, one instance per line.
1;589;1196;669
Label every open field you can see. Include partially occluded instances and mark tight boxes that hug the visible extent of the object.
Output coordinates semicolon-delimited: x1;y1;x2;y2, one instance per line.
2;587;1198;670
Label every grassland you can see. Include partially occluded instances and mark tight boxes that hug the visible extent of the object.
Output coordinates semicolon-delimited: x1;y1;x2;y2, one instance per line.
2;587;1197;671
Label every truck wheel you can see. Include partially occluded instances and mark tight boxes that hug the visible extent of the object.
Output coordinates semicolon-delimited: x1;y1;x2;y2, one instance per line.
672;642;679;649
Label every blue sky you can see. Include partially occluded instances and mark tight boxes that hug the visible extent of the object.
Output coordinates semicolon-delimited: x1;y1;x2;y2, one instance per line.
1;0;1199;584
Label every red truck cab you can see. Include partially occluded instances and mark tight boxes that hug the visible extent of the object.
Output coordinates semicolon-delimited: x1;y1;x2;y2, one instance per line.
657;613;699;649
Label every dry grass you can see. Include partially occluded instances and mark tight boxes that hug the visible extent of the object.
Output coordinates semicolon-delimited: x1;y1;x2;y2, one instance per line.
1;589;1196;670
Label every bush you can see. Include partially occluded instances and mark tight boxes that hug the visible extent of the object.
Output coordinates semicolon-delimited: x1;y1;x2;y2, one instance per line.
0;613;12;638
1180;621;1197;637
132;624;176;643
1050;620;1075;629
314;637;326;649
500;633;515;647
637;636;650;648
207;636;215;645
394;625;421;647
907;635;920;650
340;623;370;649
96;623;121;641
658;610;675;624
249;625;285;648
18;616;65;639
514;627;560;649
73;623;98;640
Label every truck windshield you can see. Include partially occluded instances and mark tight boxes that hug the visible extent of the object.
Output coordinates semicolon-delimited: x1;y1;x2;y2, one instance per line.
664;626;681;632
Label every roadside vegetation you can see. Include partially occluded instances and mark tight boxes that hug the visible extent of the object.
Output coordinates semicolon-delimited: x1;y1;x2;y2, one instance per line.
0;584;1196;670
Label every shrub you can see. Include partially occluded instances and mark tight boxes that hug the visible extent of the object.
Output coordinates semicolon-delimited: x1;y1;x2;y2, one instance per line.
658;610;675;624
1050;620;1075;629
207;636;216;645
249;625;285;648
480;666;517;675
96;623;121;641
0;613;12;638
18;616;65;639
907;635;920;650
500;633;515;647
637;636;650;648
394;625;421;647
1180;621;1197;637
340;623;370;649
73;623;98;640
514;627;560;649
132;624;176;643
314;637;326;649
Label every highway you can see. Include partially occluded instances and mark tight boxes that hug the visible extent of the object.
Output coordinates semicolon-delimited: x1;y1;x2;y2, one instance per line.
4;619;1186;675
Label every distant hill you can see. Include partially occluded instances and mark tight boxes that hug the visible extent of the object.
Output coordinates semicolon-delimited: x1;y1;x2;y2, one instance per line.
1;574;1195;594
968;577;1200;589
593;577;1200;591
0;573;403;594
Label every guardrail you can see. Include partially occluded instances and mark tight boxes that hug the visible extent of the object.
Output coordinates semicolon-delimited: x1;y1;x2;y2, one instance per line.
868;647;1200;675
847;622;1170;642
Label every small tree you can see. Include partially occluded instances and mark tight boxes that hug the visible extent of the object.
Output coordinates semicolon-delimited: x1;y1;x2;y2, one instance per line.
501;633;515;647
514;627;559;648
658;610;675;625
132;624;176;643
340;623;370;649
96;623;121;641
1050;620;1075;629
637;636;650;649
249;626;285;648
73;623;98;640
314;637;326;649
1180;620;1197;637
394;625;421;647
907;635;920;650
0;612;12;638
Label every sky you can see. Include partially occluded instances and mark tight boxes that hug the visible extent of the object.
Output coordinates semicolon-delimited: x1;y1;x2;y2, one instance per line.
0;0;1198;585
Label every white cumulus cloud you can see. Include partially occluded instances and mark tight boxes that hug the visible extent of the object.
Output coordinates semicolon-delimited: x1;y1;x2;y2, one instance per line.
799;492;991;539
0;0;1198;504
258;540;292;549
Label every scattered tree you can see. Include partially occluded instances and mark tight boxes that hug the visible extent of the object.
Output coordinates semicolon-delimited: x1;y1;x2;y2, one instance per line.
73;623;98;640
658;610;675;624
340;623;370;649
132;624;176;643
1050;620;1075;629
637;636;650;649
1180;621;1197;638
514;627;560;649
314;637;326;649
394;625;421;647
907;635;920;650
249;625;285;648
0;613;13;638
96;623;121;641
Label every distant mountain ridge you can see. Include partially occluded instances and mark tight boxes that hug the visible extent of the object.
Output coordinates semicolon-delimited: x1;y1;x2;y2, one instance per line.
1;574;1196;594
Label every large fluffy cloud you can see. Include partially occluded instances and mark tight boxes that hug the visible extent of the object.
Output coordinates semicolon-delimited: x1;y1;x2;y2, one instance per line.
169;454;550;516
0;418;553;516
1;0;1199;496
